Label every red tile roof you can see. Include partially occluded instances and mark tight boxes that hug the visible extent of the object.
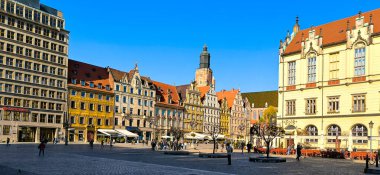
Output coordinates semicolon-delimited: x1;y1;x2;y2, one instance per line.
216;89;239;109
109;68;127;82
176;84;190;101
153;81;181;107
68;59;114;93
198;86;210;99
283;9;380;55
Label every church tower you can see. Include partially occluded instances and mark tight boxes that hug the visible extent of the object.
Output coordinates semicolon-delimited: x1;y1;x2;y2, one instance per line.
195;45;213;87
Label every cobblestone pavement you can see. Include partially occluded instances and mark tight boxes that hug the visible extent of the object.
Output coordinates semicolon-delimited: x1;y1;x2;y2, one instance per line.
0;143;366;175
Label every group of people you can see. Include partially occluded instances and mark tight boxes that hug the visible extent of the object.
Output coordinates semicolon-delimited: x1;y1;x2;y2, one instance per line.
151;139;187;151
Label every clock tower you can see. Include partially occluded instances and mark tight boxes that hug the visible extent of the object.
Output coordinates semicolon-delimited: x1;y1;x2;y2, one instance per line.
195;45;213;87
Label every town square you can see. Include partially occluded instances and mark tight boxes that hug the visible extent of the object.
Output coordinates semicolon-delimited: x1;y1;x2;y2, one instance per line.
1;0;380;174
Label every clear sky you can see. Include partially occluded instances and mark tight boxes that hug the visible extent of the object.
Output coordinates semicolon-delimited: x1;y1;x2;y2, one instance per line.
41;0;380;92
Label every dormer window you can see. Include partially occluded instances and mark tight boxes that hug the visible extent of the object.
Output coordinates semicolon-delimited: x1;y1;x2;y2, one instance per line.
80;80;85;86
89;82;94;88
98;83;102;89
106;85;110;91
157;95;161;102
71;79;76;84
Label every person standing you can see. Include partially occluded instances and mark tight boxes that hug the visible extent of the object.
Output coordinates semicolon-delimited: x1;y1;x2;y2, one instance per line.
38;142;46;157
226;143;233;165
296;143;302;161
6;137;10;146
287;145;291;155
101;140;104;149
241;142;245;153
247;142;252;153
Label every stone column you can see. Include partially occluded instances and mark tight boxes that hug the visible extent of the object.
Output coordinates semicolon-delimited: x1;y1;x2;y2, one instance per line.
35;127;40;143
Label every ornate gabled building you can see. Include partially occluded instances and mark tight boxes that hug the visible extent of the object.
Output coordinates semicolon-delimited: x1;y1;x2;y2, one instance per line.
177;82;203;133
108;65;156;141
217;89;246;141
67;59;114;142
278;9;380;150
152;81;184;140
0;0;69;143
199;85;220;135
218;97;230;137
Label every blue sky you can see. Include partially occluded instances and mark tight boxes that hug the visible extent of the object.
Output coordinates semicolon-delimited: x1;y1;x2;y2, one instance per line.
41;0;380;92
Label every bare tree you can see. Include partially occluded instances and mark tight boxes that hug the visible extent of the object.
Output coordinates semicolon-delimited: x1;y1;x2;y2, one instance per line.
169;127;184;151
205;123;221;154
251;119;284;158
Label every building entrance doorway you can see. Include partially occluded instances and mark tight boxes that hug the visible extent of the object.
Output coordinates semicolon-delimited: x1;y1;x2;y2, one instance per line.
40;128;56;142
286;138;294;148
18;127;36;142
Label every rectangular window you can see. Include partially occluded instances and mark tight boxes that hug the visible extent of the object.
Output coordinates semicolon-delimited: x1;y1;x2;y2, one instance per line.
40;114;46;123
328;96;339;113
16;59;22;68
79;117;84;124
353;94;365;112
305;99;316;115
3;125;10;135
97;119;102;126
354;48;366;76
329;53;339;80
288;61;296;85
80;102;86;110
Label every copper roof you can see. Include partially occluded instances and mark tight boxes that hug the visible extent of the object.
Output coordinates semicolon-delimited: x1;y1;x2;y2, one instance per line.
242;91;278;108
283;9;380;55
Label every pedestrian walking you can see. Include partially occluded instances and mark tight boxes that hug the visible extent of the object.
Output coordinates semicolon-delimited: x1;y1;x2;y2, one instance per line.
38;142;45;156
6;137;10;146
226;143;233;165
101;140;104;149
151;140;156;151
296;143;302;161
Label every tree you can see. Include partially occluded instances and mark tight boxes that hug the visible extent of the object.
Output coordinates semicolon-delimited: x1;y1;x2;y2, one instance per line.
169;127;184;151
205;123;221;154
251;107;284;158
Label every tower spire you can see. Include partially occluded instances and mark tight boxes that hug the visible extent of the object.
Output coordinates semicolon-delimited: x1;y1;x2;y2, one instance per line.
293;16;300;34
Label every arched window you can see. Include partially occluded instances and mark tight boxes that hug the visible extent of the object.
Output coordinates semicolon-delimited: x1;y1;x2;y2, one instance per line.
306;125;318;136
327;124;341;136
305;125;318;143
352;124;368;144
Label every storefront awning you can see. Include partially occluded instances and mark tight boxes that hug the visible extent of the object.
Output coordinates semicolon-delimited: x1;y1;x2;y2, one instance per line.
184;132;208;140
115;129;138;138
97;129;120;137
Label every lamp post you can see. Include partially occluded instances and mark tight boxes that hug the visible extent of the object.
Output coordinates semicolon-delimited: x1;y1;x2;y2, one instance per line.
369;121;374;155
64;112;69;146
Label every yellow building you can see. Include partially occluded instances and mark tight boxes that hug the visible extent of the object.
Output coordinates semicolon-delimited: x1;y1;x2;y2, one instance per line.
67;59;114;142
177;81;203;133
278;9;380;151
218;97;230;137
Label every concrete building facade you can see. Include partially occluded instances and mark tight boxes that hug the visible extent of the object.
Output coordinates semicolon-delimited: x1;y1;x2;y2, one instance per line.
0;0;69;143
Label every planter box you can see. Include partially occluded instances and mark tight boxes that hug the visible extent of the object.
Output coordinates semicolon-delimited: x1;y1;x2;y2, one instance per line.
163;151;190;155
199;153;228;158
249;156;286;163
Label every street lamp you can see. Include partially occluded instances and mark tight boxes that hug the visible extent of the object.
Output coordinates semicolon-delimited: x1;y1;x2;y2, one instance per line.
64;112;69;146
369;121;374;154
